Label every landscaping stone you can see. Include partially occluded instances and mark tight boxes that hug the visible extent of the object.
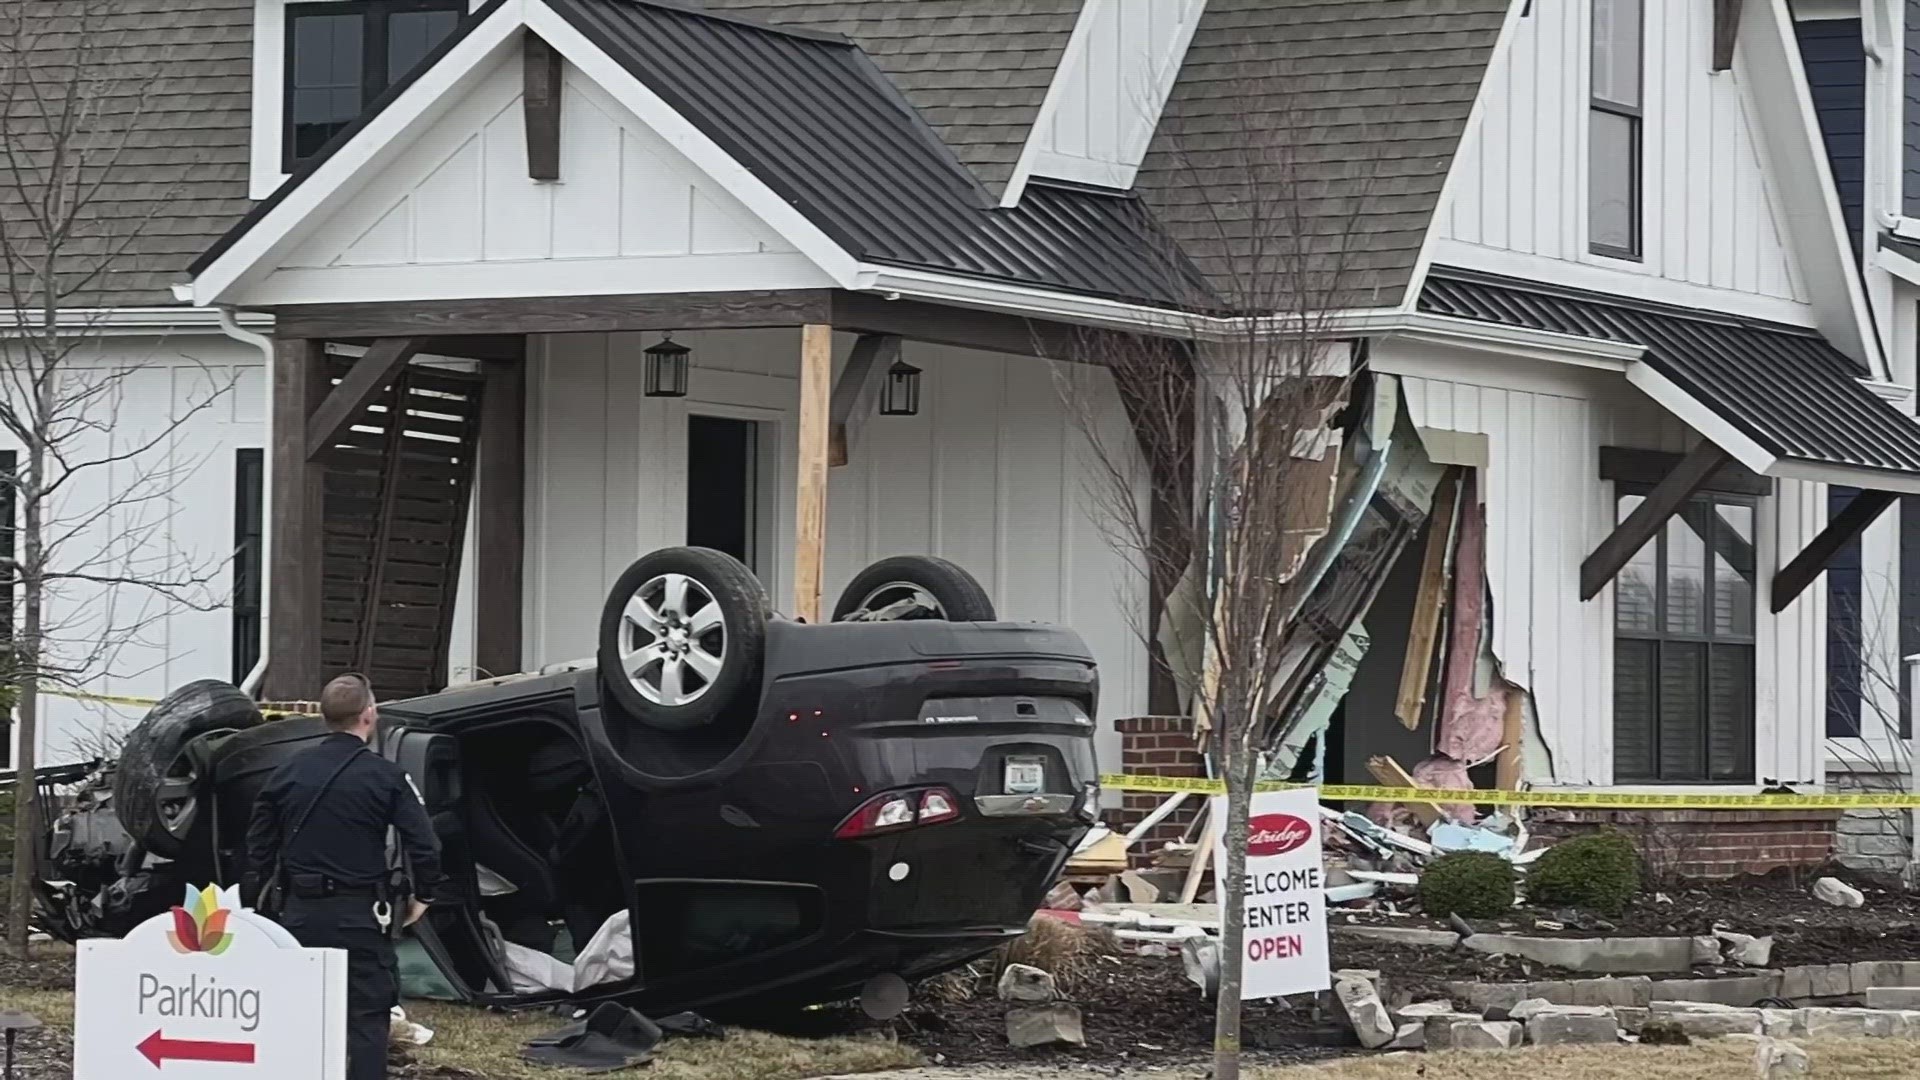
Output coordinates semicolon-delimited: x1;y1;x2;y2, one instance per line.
1788;1007;1920;1039
1525;1012;1620;1046
1385;1022;1425;1051
1616;1006;1649;1035
1335;926;1463;949
1570;977;1653;1008
1650;974;1783;1006
1449;1020;1523;1051
1779;964;1852;1000
1691;936;1721;965
1714;931;1773;968
1656;1008;1765;1039
1462;933;1693;975
1334;975;1397;1049
1761;1010;1796;1038
997;964;1056;1003
1391;1001;1458;1025
1007;1004;1085;1048
1865;986;1920;1010
1813;877;1865;908
1512;1000;1612;1021
1420;1014;1487;1050
1753;1038;1810;1080
1851;961;1920;994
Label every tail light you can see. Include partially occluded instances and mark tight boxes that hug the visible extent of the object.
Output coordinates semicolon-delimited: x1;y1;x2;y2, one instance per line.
835;786;962;839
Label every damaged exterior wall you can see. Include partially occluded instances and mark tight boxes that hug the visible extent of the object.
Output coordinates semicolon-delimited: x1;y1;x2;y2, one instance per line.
1377;340;1825;789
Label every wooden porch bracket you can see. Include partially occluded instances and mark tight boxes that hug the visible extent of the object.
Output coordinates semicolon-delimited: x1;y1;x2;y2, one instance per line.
264;338;329;701
1712;0;1744;71
1579;441;1733;601
795;324;833;621
1771;488;1896;613
304;337;424;460
474;351;527;678
524;32;563;181
829;333;899;467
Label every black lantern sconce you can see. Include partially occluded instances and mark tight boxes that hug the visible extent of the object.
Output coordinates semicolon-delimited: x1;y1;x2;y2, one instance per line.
644;335;690;397
879;358;922;416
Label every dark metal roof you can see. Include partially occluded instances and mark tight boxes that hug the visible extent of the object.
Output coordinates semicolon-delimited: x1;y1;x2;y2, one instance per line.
546;0;1211;306
1419;268;1920;479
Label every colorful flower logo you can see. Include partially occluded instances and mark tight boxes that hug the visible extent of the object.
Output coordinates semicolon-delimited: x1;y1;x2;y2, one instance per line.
167;884;235;955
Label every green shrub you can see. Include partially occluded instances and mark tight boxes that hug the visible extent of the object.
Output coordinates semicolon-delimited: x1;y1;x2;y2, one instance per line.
1526;829;1642;916
1418;851;1516;919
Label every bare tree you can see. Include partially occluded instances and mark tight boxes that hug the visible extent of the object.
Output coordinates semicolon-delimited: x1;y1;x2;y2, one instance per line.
1050;75;1458;1073
0;1;234;954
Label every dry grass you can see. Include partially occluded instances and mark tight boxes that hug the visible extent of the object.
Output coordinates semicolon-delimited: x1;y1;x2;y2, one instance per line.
1251;1038;1920;1079
0;985;918;1080
995;915;1118;995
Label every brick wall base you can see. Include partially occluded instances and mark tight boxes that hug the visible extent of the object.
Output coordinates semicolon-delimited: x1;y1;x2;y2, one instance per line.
1114;716;1204;866
1528;808;1840;881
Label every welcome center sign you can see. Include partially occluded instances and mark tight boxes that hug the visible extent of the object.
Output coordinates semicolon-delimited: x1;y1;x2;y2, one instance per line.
1211;787;1331;1000
75;884;348;1079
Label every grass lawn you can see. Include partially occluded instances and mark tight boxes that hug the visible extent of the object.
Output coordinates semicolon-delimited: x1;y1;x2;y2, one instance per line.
0;982;919;1080
1251;1038;1920;1079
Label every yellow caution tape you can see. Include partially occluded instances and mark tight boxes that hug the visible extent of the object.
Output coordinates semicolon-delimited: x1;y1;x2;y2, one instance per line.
1100;772;1920;810
38;688;320;714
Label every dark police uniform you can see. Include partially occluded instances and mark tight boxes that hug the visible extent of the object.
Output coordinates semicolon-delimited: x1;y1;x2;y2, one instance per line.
246;731;442;1080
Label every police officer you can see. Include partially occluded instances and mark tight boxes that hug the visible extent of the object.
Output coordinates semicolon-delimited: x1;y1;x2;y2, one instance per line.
246;673;442;1080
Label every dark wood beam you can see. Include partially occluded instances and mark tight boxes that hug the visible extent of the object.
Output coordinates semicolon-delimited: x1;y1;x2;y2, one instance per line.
1599;445;1769;497
327;335;526;363
474;353;527;678
831;291;1088;359
268;290;833;339
524;32;563;181
304;337;424;460
264;338;329;702
1772;489;1896;613
1712;0;1744;71
1580;441;1733;601
829;333;897;467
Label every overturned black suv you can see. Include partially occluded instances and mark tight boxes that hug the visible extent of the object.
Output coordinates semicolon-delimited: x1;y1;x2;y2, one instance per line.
33;548;1100;1015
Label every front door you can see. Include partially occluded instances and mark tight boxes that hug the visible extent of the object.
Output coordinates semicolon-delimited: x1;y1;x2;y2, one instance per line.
686;414;768;577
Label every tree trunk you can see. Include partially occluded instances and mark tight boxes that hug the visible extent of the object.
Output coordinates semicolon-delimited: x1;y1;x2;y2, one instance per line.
1210;725;1256;1080
5;443;40;957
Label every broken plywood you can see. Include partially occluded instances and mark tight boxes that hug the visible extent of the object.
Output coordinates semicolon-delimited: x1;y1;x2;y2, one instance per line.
1395;468;1461;729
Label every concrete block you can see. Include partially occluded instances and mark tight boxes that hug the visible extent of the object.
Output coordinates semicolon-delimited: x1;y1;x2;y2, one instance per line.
1385;1022;1424;1051
1661;1009;1765;1039
1865;986;1920;1010
1651;974;1783;1006
1512;1000;1613;1021
1391;1001;1458;1024
1446;981;1529;1013
1450;1020;1524;1051
1007;1004;1085;1048
1335;975;1397;1049
997;964;1056;1003
1463;934;1694;975
1525;980;1576;1004
1420;1013;1486;1050
1715;931;1774;967
1616;1007;1649;1035
1790;1008;1906;1039
1851;961;1920;994
1753;1038;1811;1079
1692;936;1722;965
1336;926;1463;949
1779;964;1852;1000
1570;977;1653;1008
1761;1010;1797;1038
1814;878;1865;908
1526;1012;1620;1046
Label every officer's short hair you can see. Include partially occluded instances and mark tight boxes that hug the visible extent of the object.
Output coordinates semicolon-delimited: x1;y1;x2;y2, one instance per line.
320;672;375;729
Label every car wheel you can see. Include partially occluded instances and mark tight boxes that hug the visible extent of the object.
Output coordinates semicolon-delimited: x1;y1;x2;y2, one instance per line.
832;555;997;622
597;547;770;732
113;680;264;859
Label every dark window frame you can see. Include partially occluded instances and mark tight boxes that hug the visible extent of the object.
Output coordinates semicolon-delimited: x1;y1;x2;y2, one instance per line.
1612;486;1758;784
232;449;264;687
1590;0;1644;261
282;0;466;171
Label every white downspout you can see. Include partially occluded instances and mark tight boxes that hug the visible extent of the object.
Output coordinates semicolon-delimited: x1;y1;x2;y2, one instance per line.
215;305;274;696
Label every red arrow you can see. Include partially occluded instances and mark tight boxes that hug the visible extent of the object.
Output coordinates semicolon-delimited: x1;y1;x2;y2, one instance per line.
137;1030;257;1068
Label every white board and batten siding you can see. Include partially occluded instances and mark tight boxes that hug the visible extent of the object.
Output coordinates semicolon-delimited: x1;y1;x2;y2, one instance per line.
1019;0;1207;193
522;330;1149;765
253;53;828;306
1377;343;1824;790
2;335;266;766
1433;0;1813;322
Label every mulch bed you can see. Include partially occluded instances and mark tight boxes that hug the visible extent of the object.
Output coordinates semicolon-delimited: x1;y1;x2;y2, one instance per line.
1342;864;1920;970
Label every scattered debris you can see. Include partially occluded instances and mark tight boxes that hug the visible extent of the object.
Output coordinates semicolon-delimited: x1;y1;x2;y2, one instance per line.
1753;1037;1810;1079
1714;930;1774;967
388;1007;433;1047
1640;1019;1692;1046
1006;1004;1087;1048
1813;877;1864;909
997;964;1056;1003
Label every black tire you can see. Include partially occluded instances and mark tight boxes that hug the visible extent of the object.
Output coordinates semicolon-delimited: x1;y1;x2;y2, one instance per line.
832;555;996;622
597;547;769;732
113;680;264;859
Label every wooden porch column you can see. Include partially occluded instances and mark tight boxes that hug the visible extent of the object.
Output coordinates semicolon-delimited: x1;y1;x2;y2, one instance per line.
795;324;833;621
264;337;329;702
474;351;527;678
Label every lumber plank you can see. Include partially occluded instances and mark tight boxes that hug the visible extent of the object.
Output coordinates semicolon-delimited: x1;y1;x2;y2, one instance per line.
1395;469;1459;729
794;324;833;622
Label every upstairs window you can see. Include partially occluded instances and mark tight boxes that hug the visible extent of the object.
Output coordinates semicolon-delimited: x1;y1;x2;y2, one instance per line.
284;1;465;169
1590;0;1643;260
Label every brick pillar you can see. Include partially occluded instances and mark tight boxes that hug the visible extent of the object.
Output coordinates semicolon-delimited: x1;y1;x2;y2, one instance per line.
1113;716;1205;867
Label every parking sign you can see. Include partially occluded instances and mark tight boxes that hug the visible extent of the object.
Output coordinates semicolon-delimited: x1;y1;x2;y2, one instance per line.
75;884;348;1079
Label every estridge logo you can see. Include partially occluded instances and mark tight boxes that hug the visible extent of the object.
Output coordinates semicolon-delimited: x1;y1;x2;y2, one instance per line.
1246;814;1313;857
